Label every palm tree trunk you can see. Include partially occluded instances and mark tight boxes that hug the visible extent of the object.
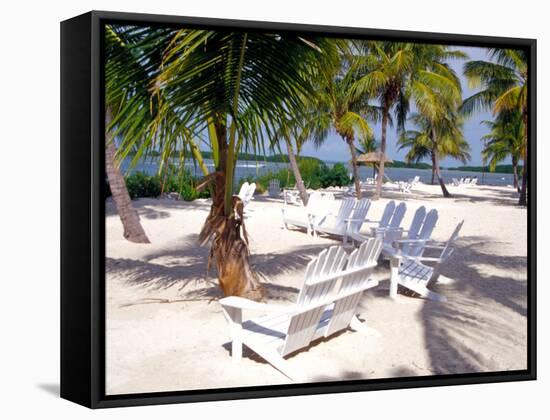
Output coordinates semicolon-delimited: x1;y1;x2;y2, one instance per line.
346;135;362;199
433;149;451;198
512;156;520;192
284;137;308;206
374;108;389;200
199;122;264;300
518;112;528;206
105;108;150;244
431;153;436;185
430;129;451;198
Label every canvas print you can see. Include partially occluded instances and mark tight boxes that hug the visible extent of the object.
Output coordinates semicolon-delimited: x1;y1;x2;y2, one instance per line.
104;23;529;395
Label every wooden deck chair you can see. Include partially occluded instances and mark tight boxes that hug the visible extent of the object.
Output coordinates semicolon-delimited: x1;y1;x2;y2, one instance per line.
342;198;371;243
388;220;464;301
237;182;250;201
268;179;281;197
282;191;328;235
220;238;382;381
381;206;427;258
313;198;356;238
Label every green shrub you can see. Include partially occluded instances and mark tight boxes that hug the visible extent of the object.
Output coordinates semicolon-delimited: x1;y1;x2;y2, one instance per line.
119;170;210;201
125;172;162;199
320;162;351;188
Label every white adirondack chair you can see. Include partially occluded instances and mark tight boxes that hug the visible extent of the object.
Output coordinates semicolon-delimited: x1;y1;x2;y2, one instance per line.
452;178;460;187
237;182;255;207
282;191;329;235
470;178;478;186
283;189;301;206
398;181;413;195
237;182;250;200
268;179;281;197
312;198;356;239
388;221;464;301
381;206;427;258
343;198;372;243
363;174;378;186
219;238;383;380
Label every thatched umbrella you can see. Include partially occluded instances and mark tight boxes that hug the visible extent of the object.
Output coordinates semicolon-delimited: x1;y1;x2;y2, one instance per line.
357;152;393;177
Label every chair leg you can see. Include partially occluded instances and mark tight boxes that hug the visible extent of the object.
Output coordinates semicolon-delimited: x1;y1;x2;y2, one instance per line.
389;257;400;299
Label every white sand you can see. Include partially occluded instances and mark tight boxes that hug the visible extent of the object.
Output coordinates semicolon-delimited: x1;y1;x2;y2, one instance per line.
105;182;527;395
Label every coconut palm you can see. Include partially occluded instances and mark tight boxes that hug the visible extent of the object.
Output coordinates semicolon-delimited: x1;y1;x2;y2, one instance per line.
353;42;467;199
306;52;377;198
399;112;470;197
104;25;167;243
109;26;335;299
462;49;528;205
481;110;524;191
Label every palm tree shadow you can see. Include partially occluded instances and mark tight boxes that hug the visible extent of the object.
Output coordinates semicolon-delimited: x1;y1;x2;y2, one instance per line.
420;235;527;375
107;235;339;303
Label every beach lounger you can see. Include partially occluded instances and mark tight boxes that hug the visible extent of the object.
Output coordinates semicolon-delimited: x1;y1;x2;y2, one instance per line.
452;178;460;187
220;238;382;380
388;221;464;301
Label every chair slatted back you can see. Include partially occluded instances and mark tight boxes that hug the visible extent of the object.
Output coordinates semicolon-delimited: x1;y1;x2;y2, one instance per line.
319;197;355;232
348;198;371;235
440;220;464;262
408;206;427;239
325;238;382;337
379;200;396;229
404;209;438;257
283;246;348;356
237;182;249;199
389;202;407;229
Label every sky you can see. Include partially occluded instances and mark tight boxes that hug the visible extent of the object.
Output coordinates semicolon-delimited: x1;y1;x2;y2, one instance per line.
300;46;496;167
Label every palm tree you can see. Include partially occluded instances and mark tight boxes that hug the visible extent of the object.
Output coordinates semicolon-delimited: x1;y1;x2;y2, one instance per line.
307;51;376;198
399;112;470;197
353;42;467;199
462;49;528;205
109;27;334;299
277;121;310;206
481;110;524;191
103;25;166;243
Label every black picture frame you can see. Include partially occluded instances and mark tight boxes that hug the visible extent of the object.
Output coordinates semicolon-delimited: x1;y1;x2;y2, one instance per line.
60;10;537;409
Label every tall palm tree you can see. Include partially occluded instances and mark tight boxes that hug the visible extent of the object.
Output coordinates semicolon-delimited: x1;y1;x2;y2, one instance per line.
481;110;524;191
398;112;470;196
104;25;167;243
353;42;467;199
110;26;334;299
462;49;528;205
307;51;376;198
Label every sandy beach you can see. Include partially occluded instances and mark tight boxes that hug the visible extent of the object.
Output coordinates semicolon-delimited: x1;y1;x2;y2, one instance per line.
105;182;527;395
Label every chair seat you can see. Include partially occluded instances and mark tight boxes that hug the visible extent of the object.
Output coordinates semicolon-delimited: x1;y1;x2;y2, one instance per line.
242;307;334;357
398;259;434;288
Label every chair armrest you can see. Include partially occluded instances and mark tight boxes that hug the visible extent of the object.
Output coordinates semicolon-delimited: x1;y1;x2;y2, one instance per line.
393;238;428;245
220;296;294;313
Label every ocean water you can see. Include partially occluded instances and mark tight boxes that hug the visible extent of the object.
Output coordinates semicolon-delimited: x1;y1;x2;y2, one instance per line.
121;158;515;187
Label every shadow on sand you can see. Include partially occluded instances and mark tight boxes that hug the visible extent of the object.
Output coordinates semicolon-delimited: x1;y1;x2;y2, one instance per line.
420;235;527;374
